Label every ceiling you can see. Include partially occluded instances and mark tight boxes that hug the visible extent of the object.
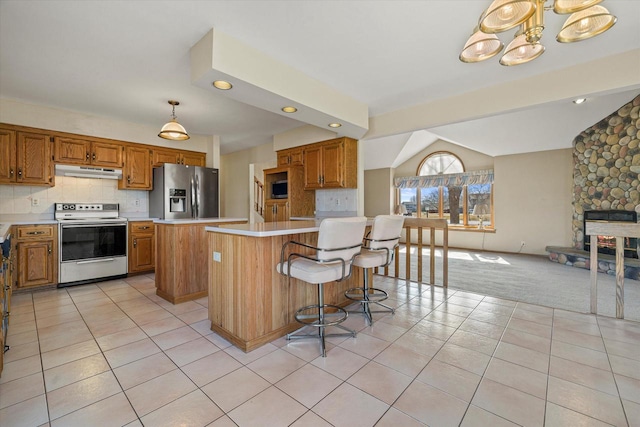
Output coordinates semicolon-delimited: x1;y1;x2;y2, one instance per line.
1;1;639;167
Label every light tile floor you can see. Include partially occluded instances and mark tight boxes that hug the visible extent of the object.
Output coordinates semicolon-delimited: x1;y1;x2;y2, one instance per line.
1;274;639;427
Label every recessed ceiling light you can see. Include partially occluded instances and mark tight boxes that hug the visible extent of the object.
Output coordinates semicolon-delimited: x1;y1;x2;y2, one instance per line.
328;123;342;128
573;98;587;104
281;106;297;113
213;80;232;90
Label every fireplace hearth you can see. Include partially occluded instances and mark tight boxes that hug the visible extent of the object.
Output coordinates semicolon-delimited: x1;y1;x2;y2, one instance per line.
584;210;638;259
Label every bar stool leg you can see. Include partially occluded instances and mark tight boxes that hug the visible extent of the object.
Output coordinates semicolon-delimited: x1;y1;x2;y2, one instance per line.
318;283;326;357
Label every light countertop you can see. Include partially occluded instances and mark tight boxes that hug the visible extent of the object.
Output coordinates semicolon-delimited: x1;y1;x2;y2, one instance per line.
154;217;247;225
0;219;59;243
206;220;321;237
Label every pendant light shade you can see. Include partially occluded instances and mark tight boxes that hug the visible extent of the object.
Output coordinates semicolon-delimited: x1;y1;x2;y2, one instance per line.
553;0;602;14
479;0;537;33
500;33;545;66
158;100;190;141
556;5;617;42
459;29;504;63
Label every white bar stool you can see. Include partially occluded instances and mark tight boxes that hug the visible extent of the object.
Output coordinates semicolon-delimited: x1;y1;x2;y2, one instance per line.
345;215;405;325
277;217;367;357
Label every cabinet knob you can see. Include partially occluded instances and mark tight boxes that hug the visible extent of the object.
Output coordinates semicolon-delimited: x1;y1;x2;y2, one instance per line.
86;152;90;160
127;175;131;184
9;168;14;176
27;231;45;235
140;226;149;230
92;153;96;160
18;168;22;177
133;239;137;248
48;245;52;255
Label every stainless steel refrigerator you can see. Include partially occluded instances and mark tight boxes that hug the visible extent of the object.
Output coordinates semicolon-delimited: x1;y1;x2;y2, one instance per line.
149;164;219;219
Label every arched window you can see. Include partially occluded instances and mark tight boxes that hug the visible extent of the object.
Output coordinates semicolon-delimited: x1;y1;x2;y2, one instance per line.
398;151;493;228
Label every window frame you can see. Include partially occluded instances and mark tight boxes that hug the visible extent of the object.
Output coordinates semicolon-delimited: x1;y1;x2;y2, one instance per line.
397;151;494;230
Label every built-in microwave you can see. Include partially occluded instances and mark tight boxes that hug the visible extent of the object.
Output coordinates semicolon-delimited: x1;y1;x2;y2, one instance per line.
271;180;288;199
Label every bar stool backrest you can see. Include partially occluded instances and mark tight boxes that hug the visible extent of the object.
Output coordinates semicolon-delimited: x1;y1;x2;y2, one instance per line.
368;215;405;251
316;217;367;262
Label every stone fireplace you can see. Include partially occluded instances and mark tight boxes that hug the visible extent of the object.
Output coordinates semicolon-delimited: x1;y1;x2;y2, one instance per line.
572;94;640;254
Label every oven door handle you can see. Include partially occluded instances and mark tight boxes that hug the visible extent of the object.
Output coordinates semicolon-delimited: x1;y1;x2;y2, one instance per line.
61;223;126;229
75;258;117;265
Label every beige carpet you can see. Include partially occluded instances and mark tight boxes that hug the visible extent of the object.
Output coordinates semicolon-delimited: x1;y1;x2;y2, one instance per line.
384;246;640;322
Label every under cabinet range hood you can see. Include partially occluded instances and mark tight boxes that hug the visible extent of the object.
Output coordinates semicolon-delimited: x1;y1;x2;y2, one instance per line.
55;164;123;180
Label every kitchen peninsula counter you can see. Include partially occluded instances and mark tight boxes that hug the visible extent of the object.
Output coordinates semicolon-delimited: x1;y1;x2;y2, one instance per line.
206;220;365;352
154;217;247;303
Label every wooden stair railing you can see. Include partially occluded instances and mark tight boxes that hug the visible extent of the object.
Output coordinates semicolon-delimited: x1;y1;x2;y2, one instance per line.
376;217;448;287
254;177;264;217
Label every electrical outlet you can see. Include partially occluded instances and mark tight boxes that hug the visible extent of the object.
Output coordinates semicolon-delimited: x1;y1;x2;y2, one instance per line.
336;198;341;206
31;198;40;207
135;199;140;207
213;252;221;262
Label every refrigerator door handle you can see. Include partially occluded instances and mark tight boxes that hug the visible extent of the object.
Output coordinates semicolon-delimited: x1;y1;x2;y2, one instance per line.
190;175;196;218
195;173;200;217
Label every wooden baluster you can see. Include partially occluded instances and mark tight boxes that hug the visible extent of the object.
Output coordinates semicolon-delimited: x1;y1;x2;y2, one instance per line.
443;225;448;287
417;225;423;283
430;226;435;285
405;225;411;281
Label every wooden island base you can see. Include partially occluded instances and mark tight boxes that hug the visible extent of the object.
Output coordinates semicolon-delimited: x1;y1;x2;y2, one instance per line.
207;222;364;352
154;219;247;304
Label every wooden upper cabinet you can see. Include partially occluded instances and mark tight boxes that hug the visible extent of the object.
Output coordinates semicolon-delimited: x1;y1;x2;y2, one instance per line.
152;149;205;167
0;129;17;184
181;151;206;167
120;146;151;190
92;141;123;167
54;137;123;168
16;131;53;186
277;147;304;167
54;137;90;164
320;140;344;188
303;146;323;189
303;137;357;190
152;148;180;167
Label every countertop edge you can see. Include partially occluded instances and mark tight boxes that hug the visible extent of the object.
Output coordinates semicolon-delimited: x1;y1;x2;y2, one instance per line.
154;217;248;225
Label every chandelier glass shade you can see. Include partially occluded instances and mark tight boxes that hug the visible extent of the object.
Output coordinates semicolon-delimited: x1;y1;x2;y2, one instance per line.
500;33;545;65
461;0;617;66
459;29;504;63
158;100;190;141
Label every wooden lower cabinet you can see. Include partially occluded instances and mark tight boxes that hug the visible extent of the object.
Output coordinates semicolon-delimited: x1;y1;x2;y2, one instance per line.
128;221;155;274
13;224;57;290
264;200;289;222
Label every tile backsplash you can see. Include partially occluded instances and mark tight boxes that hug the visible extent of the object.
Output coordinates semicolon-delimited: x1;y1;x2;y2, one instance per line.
0;177;148;215
315;188;358;213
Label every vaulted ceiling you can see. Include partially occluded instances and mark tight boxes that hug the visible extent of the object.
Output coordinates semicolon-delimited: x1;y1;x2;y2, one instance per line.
1;1;638;168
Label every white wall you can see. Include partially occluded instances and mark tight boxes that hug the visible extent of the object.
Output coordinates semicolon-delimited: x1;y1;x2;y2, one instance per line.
273;124;336;151
364;168;394;216
388;140;573;254
220;141;276;217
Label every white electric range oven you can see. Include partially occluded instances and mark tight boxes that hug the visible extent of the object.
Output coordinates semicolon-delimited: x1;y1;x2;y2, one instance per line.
55;203;128;287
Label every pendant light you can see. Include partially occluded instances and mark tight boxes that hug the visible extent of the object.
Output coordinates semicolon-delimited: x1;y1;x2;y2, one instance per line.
556;5;617;43
158;100;190;141
460;27;504;63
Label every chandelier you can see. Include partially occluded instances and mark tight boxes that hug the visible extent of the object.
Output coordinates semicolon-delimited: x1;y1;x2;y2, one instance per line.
460;0;617;66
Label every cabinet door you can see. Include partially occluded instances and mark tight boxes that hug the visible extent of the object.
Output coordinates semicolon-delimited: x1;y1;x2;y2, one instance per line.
129;233;155;273
277;152;290;167
16;132;52;185
17;240;54;288
320;141;344;188
152;149;180;167
54;137;90;164
0;129;16;184
275;201;289;221
303;146;323;189
264;200;289;222
122;146;151;189
92;141;123;167
289;149;304;166
181;152;206;167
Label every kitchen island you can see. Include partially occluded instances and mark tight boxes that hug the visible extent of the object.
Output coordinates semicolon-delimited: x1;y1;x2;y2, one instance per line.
205;221;365;352
154;218;247;303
